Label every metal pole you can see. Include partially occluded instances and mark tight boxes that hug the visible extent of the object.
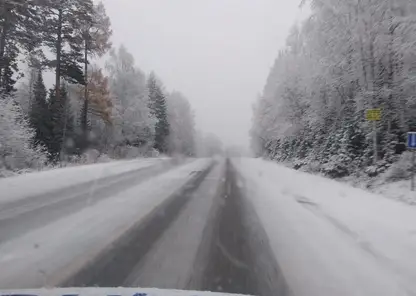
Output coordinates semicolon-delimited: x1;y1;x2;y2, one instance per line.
373;120;378;164
412;150;415;191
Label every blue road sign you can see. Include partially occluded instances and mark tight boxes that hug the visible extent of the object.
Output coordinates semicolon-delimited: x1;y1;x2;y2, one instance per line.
408;132;416;149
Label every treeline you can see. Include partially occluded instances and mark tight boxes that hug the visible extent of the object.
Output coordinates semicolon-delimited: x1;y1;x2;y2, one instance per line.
251;0;416;178
0;0;196;174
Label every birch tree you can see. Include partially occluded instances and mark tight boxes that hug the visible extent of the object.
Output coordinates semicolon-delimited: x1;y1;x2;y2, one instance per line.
106;45;155;151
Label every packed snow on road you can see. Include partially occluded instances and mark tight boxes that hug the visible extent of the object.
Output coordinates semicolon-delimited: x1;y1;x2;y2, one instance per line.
233;158;416;296
1;157;416;296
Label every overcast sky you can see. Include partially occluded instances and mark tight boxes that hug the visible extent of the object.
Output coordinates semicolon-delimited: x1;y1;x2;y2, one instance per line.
98;0;307;149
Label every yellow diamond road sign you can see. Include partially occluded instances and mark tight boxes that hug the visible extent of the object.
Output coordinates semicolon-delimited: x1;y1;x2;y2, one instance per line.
366;108;381;121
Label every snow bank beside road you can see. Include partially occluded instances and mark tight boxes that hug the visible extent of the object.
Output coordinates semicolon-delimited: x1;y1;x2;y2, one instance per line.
233;158;416;296
372;179;416;205
0;158;165;204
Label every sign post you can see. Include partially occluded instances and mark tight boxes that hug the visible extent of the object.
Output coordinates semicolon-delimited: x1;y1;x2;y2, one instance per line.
366;108;381;164
413;152;415;192
407;132;416;191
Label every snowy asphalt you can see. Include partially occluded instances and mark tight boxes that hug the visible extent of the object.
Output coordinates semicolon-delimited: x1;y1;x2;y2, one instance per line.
0;159;290;295
3;157;416;296
0;158;186;244
58;159;290;296
0;158;290;296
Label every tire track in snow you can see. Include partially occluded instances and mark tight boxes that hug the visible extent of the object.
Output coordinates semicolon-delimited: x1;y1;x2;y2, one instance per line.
196;159;292;296
60;161;215;287
0;159;186;243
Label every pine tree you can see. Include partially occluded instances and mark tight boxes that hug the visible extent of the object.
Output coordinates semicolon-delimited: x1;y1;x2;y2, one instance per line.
147;74;170;154
48;83;74;160
0;96;47;172
0;0;43;94
29;69;49;147
251;0;416;178
1;53;17;94
41;0;93;101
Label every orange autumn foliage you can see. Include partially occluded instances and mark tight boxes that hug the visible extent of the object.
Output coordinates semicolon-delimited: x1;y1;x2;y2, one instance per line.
80;67;113;124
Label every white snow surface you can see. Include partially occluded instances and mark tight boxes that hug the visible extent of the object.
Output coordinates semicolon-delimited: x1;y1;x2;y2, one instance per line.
0;287;250;296
126;161;225;288
233;158;416;296
340;171;416;206
0;158;164;204
373;180;416;205
0;159;211;289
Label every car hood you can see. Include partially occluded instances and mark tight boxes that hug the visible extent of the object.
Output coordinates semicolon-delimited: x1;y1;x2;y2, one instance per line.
0;287;252;296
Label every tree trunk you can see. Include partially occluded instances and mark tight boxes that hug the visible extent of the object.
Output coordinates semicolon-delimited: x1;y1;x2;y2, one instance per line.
355;3;368;92
55;7;63;101
0;4;10;91
369;35;376;102
386;17;395;134
59;92;69;165
82;37;88;134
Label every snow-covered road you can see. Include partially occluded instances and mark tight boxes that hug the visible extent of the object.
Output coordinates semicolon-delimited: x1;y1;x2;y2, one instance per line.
0;158;187;243
0;158;169;205
0;158;211;288
2;157;416;296
233;158;416;296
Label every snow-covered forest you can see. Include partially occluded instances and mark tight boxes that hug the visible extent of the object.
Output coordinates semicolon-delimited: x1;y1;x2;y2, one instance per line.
251;0;416;179
0;0;198;176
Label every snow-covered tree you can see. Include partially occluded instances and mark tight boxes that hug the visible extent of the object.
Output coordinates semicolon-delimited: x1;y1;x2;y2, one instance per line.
252;0;416;177
0;96;46;174
0;1;203;171
166;91;195;156
147;73;169;154
15;65;39;115
106;45;155;152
